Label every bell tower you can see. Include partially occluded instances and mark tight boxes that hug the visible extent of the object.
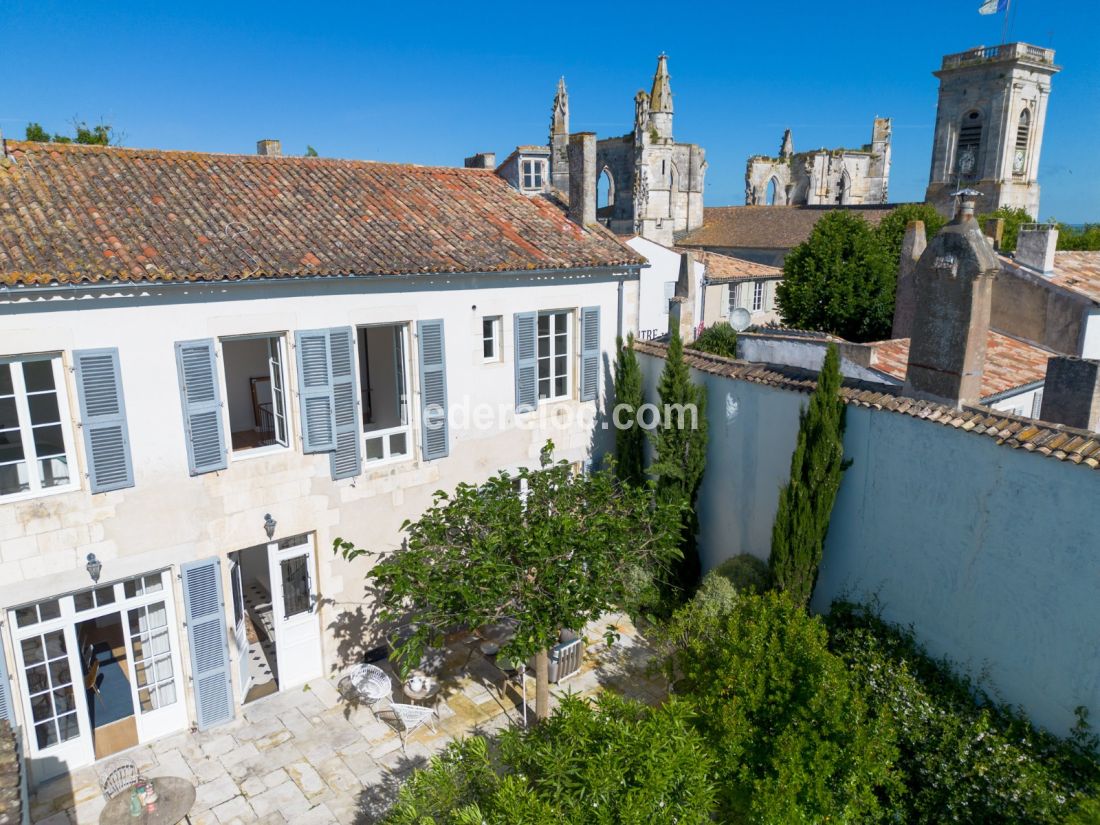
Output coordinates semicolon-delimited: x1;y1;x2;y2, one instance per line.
925;43;1059;219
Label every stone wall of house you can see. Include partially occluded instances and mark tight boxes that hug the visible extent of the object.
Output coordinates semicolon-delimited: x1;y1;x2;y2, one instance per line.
637;347;1100;738
0;721;25;825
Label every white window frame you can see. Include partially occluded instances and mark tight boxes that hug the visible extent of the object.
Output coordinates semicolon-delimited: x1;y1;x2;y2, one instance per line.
220;333;291;460
728;283;741;315
521;159;545;190
752;281;765;312
361;323;414;467
537;310;572;402
482;316;502;362
0;354;79;503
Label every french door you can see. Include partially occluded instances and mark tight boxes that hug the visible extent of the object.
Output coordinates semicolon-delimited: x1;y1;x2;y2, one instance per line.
266;534;322;689
229;556;251;701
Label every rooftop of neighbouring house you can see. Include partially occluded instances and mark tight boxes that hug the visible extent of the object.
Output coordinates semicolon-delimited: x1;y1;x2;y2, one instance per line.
634;338;1100;470
867;331;1053;399
999;251;1100;305
677;204;900;250
0;140;642;287
672;248;782;282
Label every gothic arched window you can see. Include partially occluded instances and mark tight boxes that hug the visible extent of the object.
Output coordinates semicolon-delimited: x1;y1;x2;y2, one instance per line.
766;177;779;206
956;110;983;179
1013;109;1031;175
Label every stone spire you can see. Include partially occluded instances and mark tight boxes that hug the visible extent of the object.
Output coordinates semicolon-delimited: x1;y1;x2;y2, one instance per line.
550;76;571;193
780;128;794;159
551;76;569;137
648;54;673;140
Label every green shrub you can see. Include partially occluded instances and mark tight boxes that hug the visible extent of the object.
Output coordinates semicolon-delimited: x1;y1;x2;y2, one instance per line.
383;694;716;824
828;601;1100;824
711;553;772;595
677;591;899;823
690;323;738;358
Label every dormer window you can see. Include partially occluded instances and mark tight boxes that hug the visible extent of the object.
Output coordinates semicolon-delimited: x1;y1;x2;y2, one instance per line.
521;159;544;190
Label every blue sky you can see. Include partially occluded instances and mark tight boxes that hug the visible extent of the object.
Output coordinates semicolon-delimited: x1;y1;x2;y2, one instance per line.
4;0;1098;221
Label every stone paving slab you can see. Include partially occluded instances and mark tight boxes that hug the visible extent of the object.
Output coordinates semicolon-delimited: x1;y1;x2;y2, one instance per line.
34;613;658;824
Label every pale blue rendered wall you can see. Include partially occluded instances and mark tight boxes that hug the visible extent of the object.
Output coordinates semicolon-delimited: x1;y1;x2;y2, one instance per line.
638;350;1100;737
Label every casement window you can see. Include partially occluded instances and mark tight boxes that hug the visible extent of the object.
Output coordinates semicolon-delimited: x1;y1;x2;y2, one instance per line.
752;281;765;312
220;335;290;454
521;159;545;190
482;316;502;361
514;307;599;411
728;284;740;315
537;311;572;401
359;323;414;465
0;356;78;500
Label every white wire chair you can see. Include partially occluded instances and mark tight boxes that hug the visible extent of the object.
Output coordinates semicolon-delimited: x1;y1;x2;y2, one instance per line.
101;758;139;800
384;701;437;750
347;663;393;710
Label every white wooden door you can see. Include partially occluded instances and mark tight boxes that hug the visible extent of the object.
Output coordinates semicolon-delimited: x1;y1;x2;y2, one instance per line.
230;556;252;701
266;536;322;689
123;597;188;743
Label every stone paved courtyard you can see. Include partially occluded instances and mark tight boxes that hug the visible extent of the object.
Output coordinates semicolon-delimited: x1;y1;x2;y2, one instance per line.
32;614;663;825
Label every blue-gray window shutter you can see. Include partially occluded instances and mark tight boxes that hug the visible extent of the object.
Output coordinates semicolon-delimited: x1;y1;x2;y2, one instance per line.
0;636;13;726
73;348;135;492
328;327;361;479
579;306;601;402
513;312;538;413
294;330;337;454
416;319;448;461
181;558;234;731
175;340;227;475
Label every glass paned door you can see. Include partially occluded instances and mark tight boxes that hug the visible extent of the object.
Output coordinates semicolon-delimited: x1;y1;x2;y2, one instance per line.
121;591;188;743
230;556;251;701
268;338;288;447
266;535;322;690
14;623;92;776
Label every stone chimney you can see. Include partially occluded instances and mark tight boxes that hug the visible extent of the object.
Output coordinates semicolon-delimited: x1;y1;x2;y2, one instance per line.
983;217;1004;250
891;220;928;339
668;251;697;342
567;132;596;227
463;152;496;169
256;139;281;157
1039;356;1100;431
1015;224;1059;276
903;191;999;409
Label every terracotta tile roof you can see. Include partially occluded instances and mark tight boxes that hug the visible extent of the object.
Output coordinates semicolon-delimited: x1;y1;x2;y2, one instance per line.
867;331;1051;398
677;204;899;250
634;339;1100;469
1041;252;1100;304
672;248;782;282
0;141;642;287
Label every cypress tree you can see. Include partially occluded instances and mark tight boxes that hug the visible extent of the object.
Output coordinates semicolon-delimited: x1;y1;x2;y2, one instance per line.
769;343;850;606
651;328;708;596
613;334;646;488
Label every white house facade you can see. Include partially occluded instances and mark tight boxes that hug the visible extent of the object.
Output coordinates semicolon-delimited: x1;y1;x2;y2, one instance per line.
0;141;642;784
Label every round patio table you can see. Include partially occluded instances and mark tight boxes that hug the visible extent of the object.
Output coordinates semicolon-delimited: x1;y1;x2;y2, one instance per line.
99;776;196;825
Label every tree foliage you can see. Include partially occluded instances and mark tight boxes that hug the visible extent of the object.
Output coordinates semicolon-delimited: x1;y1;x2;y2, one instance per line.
688;322;738;359
1056;223;1100;252
875;202;947;264
611;334;646;488
25;120;116;145
650;328;708;596
383;694;717;825
675;591;899;823
305;145;319;157
769;343;849;606
775;210;897;341
828;602;1100;824
334;441;683;716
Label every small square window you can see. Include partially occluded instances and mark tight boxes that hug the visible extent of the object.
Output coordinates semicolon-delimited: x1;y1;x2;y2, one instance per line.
482;317;502;361
521;159;544;190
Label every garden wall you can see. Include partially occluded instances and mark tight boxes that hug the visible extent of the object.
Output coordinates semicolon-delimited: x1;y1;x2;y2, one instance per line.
637;347;1100;737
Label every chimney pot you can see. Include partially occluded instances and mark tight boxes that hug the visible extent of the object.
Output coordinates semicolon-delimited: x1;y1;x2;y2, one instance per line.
1014;224;1059;276
256;139;281;157
463;152;496;169
567;132;597;227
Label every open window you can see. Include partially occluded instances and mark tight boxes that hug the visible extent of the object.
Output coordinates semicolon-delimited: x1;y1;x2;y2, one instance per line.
359;324;412;464
537;310;571;401
221;335;289;454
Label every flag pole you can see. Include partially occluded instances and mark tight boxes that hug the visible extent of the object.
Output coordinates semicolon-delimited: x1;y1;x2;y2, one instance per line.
1001;0;1012;44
